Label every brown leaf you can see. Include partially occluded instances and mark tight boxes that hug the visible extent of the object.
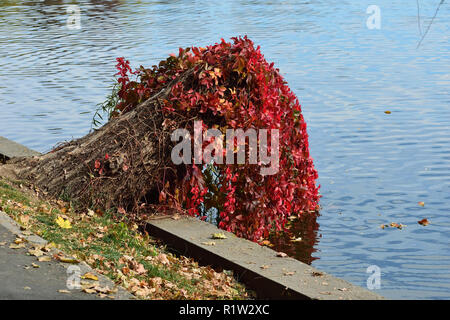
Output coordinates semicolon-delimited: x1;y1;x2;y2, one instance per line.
418;218;430;226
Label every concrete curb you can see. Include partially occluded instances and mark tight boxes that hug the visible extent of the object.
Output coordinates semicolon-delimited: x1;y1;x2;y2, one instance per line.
0;211;132;300
146;216;384;300
0;136;41;162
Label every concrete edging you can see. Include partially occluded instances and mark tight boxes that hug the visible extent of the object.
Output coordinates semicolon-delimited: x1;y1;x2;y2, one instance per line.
145;216;384;300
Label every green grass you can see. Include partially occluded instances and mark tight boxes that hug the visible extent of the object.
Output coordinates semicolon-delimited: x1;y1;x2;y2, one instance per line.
0;177;250;299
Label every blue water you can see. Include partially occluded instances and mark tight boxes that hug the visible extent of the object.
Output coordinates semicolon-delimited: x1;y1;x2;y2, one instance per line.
0;1;449;299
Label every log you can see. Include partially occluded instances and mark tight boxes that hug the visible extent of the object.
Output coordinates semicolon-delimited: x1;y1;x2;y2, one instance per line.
8;69;195;213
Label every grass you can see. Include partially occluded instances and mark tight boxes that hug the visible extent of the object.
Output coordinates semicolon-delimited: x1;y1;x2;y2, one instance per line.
0;177;251;300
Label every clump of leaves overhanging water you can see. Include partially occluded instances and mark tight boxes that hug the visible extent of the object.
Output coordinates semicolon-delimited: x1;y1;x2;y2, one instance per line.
94;36;320;242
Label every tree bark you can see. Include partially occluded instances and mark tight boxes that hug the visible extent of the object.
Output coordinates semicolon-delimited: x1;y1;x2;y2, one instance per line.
9;70;193;213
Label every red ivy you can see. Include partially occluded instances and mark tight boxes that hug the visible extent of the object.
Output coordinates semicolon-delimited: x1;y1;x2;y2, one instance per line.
112;36;320;242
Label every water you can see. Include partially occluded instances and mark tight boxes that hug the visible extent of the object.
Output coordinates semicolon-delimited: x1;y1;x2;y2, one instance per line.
0;0;449;299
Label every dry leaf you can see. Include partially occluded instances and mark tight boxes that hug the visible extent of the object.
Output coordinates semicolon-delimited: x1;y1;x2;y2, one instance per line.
211;233;227;239
9;243;26;249
312;271;324;277
28;248;44;257
418;201;425;207
38;256;52;262
57;256;79;264
418;218;430;226
283;271;295;276
201;241;216;246
31;263;40;268
276;252;287;258
58;289;71;294
81;272;99;281
260;265;269;270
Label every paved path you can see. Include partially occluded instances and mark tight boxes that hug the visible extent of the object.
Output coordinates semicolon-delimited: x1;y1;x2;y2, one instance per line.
0;212;131;300
0;223;101;300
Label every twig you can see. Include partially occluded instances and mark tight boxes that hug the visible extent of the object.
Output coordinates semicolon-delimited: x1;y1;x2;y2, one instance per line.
417;0;445;48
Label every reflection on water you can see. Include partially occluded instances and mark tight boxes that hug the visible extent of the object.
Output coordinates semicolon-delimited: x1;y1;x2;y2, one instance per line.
270;213;321;266
0;0;449;299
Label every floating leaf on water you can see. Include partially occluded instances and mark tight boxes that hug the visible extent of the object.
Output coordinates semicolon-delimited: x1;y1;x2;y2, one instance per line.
418;218;430;226
384;110;391;114
418;201;425;207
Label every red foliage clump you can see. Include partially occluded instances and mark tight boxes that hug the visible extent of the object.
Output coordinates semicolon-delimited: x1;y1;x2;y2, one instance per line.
112;36;320;241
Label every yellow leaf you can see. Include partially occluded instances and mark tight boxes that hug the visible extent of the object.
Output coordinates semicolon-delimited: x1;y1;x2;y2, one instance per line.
81;272;99;281
58;256;79;264
418;201;425;207
211;233;227;239
55;216;72;229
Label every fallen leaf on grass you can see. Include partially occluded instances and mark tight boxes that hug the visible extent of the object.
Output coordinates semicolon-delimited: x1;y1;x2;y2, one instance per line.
55;216;72;229
418;218;430;226
156;253;170;266
19;215;30;226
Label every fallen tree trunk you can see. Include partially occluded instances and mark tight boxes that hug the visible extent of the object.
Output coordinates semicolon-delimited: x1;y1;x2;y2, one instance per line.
9;70;194;213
